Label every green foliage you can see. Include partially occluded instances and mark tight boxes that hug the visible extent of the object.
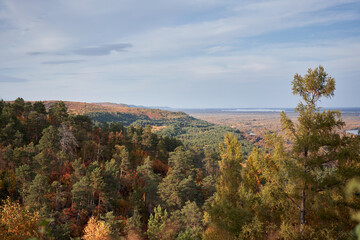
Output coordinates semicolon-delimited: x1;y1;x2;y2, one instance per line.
26;174;52;215
88;110;252;155
346;178;360;240
207;133;254;238
125;207;143;237
101;211;123;238
158;147;202;210
137;156;160;217
147;205;170;240
205;66;360;239
276;66;359;238
216;133;243;205
292;65;335;106
0;83;357;240
173;201;204;239
49;101;68;126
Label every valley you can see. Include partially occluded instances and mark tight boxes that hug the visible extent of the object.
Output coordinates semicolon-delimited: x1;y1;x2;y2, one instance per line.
184;108;360;147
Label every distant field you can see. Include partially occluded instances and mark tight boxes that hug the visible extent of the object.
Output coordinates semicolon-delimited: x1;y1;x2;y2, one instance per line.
184;108;360;147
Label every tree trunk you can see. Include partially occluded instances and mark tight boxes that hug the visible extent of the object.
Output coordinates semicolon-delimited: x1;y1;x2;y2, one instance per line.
97;195;101;218
300;149;308;238
300;187;305;238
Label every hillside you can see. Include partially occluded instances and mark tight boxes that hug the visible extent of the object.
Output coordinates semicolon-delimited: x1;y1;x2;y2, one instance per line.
40;101;184;120
40;101;253;154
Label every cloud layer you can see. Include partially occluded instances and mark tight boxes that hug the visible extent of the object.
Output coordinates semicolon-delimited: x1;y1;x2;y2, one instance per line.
0;0;359;107
0;75;27;83
72;43;132;56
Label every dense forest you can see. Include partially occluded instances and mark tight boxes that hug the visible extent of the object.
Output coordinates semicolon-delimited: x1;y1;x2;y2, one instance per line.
36;100;253;153
0;66;359;239
88;111;253;155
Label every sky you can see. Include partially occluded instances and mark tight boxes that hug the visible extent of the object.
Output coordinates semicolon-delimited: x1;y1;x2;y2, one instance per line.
0;0;359;108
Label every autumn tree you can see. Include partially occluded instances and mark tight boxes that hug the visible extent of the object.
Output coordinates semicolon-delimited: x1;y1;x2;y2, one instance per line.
83;216;111;240
0;198;40;240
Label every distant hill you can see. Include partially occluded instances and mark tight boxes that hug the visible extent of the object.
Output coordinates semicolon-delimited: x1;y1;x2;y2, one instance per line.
93;102;130;108
41;101;253;154
39;101;186;120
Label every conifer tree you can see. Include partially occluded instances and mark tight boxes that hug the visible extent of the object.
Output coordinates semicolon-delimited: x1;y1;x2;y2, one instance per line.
72;175;93;214
26;174;52;215
228;66;360;239
137;156;160;217
126;207;143;238
176;201;204;239
113;145;131;178
158;147;201;210
206;133;252;238
88;161;106;217
103;158;120;203
142;125;154;149
15;164;34;200
48;101;68;126
146;205;170;240
277;65;360;238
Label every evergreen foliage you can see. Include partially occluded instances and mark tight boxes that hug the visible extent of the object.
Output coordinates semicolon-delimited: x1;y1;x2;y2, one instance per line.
205;65;360;239
0;67;358;239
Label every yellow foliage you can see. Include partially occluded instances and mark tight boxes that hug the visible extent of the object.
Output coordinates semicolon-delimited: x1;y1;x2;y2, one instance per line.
83;216;111;240
0;198;40;240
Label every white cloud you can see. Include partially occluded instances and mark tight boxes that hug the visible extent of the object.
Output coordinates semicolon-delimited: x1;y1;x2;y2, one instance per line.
0;0;359;107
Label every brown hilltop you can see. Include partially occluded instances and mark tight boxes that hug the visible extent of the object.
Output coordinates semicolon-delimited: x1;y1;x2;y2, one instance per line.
37;101;186;120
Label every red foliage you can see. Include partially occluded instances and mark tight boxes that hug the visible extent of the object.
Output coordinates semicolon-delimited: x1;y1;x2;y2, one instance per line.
152;159;168;176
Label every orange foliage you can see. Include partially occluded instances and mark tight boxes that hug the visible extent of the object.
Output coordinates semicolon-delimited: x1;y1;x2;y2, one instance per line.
152;159;168;176
0;198;40;240
35;100;187;122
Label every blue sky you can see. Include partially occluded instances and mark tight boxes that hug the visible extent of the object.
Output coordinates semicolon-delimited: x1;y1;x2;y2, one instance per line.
0;0;359;108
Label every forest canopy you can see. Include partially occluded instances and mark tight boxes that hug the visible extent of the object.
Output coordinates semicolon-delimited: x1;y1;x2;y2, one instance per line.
0;66;359;239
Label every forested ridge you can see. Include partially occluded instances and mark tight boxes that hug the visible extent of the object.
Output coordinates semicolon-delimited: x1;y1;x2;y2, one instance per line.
0;66;359;239
88;111;252;154
17;100;252;153
35;100;253;153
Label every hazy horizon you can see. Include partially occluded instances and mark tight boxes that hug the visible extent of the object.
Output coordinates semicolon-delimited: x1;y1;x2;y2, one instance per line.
2;98;360;111
1;0;360;108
